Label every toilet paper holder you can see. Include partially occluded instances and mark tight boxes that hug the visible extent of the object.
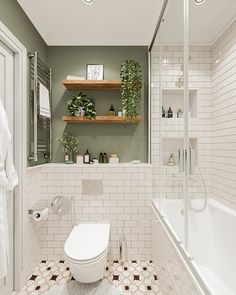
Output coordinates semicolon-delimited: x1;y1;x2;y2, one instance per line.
28;202;49;221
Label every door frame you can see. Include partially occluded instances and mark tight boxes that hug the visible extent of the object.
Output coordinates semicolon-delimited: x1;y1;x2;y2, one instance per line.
0;21;27;291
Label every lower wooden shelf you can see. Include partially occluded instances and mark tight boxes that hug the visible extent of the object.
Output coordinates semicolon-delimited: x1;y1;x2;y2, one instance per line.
62;115;142;124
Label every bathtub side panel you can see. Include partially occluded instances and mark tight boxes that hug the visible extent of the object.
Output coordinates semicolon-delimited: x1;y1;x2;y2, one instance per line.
152;211;201;295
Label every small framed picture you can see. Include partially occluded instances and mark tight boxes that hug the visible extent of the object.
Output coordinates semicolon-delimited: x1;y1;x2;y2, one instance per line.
86;64;104;80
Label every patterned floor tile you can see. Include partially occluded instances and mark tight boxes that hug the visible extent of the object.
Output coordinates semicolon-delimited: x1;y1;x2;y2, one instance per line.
13;260;160;295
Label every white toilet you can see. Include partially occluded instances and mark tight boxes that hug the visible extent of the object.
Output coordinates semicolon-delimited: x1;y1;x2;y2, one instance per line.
64;223;110;283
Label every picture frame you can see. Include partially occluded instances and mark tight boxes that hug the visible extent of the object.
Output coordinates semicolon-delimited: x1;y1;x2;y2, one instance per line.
86;64;104;80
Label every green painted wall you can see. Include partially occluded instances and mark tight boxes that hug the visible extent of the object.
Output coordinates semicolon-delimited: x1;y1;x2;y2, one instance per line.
48;46;148;163
0;0;48;166
0;0;47;61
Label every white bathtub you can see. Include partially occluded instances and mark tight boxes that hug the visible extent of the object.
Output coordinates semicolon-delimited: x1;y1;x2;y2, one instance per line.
152;198;236;295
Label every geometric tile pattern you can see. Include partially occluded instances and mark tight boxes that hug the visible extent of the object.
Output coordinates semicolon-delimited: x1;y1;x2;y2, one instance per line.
13;260;160;295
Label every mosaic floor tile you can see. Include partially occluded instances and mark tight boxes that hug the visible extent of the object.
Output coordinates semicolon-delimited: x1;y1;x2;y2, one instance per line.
13;260;160;295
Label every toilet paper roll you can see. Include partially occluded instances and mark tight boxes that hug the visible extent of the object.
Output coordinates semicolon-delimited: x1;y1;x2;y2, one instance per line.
32;207;48;221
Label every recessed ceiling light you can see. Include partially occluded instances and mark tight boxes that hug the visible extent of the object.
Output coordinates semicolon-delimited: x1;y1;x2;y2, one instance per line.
195;0;206;4
83;0;93;5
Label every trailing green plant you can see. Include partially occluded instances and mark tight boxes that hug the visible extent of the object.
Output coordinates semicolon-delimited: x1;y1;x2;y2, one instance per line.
57;132;79;153
67;91;96;119
120;60;142;123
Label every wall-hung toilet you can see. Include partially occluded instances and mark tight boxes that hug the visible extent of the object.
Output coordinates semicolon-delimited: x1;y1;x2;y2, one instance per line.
64;223;110;283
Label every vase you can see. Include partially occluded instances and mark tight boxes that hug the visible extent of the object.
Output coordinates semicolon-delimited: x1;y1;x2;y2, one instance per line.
65;150;74;164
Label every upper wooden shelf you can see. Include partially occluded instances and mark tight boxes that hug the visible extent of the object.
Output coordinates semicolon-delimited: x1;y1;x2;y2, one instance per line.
62;80;122;90
62;115;141;124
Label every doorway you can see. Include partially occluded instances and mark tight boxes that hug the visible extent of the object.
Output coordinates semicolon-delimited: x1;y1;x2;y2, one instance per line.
0;21;27;294
0;39;14;295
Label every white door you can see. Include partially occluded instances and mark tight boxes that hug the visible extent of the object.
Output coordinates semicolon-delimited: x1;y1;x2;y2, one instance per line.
0;40;14;295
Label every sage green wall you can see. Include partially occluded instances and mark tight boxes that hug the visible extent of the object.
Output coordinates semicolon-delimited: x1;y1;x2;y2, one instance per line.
0;0;48;166
48;46;148;163
0;0;47;61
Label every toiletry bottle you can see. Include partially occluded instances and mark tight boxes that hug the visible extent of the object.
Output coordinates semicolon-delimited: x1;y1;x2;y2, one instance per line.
99;153;104;164
177;108;183;118
84;149;90;164
118;108;123;117
168;107;173;118
103;153;108;163
162;106;166;118
109;104;115;116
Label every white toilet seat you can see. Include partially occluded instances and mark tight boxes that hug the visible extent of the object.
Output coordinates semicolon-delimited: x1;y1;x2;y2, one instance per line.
64;223;110;263
65;247;107;265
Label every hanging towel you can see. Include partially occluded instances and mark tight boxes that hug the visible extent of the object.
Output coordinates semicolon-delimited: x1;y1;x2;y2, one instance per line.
39;82;51;118
0;99;18;279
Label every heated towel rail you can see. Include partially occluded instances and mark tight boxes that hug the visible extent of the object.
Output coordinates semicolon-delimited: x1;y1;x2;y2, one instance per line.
28;51;52;162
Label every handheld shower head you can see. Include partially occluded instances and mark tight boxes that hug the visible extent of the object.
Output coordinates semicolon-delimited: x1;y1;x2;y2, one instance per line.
195;0;206;4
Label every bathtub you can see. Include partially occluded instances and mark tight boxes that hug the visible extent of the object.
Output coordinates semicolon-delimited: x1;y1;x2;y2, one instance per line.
152;198;236;295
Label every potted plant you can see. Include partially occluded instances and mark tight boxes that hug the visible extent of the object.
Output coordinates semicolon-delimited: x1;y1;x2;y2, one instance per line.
57;132;79;164
120;60;142;124
67;91;96;119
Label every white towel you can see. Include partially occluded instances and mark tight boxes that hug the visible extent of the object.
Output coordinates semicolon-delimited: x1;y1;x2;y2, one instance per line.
39;82;51;118
66;75;85;80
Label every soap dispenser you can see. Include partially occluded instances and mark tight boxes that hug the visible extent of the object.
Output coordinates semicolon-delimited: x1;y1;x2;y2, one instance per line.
167;107;173;118
84;149;90;164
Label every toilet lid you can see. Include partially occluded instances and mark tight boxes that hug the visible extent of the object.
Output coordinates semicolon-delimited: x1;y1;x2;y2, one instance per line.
64;224;110;261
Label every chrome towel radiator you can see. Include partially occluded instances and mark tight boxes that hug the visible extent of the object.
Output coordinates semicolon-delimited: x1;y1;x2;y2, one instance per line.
28;51;52;162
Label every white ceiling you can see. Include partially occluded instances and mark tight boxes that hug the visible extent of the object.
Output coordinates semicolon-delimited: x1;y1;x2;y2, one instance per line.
17;0;164;46
161;0;236;44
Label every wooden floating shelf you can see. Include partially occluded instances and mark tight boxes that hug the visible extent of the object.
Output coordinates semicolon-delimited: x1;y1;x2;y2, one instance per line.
62;80;122;90
62;115;142;124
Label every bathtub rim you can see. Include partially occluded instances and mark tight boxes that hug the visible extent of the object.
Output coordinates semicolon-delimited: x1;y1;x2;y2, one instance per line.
151;201;211;295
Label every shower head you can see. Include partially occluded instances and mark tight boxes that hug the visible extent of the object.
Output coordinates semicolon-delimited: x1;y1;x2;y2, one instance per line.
83;0;93;5
195;0;206;4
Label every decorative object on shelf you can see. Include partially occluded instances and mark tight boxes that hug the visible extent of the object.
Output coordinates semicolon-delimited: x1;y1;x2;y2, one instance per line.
117;108;123;117
86;64;104;80
83;149;91;164
76;154;84;164
67;91;96;119
78;106;86;116
167;107;173;118
103;153;108;163
93;158;99;164
120;60;142;124
109;153;119;164
162;106;166;118
177;108;183;118
167;153;176;166
109;104;115;116
99;153;104;163
58;132;79;164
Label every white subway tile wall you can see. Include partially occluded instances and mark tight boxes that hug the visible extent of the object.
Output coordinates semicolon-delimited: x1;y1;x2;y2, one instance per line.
22;167;42;281
29;164;152;261
212;20;236;209
151;44;212;201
